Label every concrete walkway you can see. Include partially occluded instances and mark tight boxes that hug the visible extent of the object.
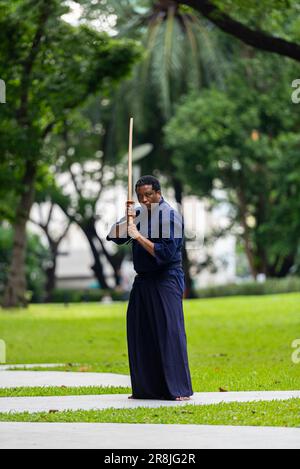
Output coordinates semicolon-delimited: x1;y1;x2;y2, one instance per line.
0;422;299;449
0;391;299;414
0;371;131;389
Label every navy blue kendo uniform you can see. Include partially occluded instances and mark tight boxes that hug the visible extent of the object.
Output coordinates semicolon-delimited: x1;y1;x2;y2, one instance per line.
107;196;193;400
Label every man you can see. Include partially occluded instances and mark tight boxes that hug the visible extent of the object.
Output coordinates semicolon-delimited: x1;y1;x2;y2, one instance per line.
107;175;193;401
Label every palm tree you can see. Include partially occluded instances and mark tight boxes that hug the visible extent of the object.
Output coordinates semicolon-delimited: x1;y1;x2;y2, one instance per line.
81;0;228;296
84;0;224;120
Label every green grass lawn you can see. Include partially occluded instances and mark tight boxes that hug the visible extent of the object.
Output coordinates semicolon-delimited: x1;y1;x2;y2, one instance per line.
0;294;299;427
1;294;299;392
0;399;300;427
0;386;131;398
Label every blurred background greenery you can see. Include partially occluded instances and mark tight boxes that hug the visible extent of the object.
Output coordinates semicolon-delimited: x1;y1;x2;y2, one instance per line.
1;0;300;308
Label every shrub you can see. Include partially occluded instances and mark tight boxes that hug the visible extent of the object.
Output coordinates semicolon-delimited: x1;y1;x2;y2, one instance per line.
196;277;300;298
48;288;127;304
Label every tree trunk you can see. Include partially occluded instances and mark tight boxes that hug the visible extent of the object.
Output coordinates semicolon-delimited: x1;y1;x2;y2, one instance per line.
45;263;56;302
96;233;125;287
2;2;53;308
45;241;58;303
2;162;36;308
236;187;258;280
268;254;295;278
82;226;110;290
255;191;269;276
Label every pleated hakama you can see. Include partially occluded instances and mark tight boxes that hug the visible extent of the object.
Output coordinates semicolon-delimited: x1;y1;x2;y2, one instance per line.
126;267;193;400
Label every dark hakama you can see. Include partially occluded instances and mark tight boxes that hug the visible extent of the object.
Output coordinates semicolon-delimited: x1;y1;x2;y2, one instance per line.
107;196;193;400
127;267;193;400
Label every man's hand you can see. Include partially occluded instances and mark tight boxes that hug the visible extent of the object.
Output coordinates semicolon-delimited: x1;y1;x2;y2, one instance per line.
128;224;141;240
126;201;136;220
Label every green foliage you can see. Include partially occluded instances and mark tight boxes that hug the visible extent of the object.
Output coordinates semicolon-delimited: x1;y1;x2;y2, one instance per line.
51;278;300;302
208;0;300;42
51;288;127;303
86;0;227;168
0;0;141;220
0;226;50;302
165;53;300;277
0;0;141;305
196;277;300;298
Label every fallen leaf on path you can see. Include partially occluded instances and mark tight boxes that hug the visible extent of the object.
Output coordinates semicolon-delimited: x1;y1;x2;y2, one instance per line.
79;366;90;372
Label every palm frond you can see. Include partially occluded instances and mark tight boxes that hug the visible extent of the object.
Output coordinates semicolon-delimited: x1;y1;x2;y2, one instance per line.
181;14;201;89
161;5;176;117
190;14;227;87
142;13;164;83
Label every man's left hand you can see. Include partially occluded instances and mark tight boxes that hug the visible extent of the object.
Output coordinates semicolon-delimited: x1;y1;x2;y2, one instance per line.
128;224;141;240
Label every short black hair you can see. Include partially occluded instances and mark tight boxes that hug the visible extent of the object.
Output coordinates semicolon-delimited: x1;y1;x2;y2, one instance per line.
135;175;161;193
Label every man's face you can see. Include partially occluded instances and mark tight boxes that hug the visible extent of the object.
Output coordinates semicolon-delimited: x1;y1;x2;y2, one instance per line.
136;185;162;211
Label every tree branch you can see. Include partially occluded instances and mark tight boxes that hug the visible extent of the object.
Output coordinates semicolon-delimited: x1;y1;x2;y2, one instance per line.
57;219;72;244
17;1;54;124
30;207;71;246
42;120;57;139
46;202;55;230
176;0;300;62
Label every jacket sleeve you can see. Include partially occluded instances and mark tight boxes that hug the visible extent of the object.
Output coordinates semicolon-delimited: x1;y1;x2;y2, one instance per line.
153;210;184;266
106;216;131;245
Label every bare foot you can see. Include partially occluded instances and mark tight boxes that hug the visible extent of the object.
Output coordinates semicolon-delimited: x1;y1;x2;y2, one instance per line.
175;396;191;401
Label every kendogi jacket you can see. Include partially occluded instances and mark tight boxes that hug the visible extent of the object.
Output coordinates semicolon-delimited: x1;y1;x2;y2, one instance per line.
106;196;184;274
